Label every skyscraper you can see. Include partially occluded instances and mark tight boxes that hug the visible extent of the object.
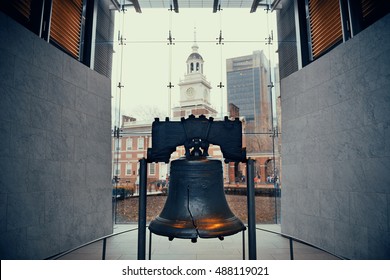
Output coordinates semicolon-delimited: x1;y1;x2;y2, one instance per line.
226;50;272;134
226;51;276;183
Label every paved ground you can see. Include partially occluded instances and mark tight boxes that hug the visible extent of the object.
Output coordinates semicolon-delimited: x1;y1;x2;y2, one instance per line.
57;224;341;260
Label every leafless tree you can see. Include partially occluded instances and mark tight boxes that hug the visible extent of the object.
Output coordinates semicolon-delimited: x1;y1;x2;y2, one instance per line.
129;106;167;122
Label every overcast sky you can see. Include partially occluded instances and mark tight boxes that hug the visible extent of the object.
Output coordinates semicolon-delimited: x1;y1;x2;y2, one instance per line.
111;8;278;125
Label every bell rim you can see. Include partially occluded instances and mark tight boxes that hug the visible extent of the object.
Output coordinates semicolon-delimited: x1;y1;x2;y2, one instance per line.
149;216;246;240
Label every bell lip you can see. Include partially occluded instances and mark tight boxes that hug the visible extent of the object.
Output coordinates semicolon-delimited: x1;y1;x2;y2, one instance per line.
174;156;219;161
148;216;246;240
149;218;198;239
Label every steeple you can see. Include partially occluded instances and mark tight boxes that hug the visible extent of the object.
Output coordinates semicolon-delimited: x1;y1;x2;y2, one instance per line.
192;27;199;53
173;29;217;119
186;27;204;74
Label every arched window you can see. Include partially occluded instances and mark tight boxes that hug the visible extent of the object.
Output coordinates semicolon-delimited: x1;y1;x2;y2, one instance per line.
196;62;200;71
190;63;194;72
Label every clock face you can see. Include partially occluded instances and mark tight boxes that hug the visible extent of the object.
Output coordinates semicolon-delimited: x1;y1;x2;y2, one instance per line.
186;87;195;98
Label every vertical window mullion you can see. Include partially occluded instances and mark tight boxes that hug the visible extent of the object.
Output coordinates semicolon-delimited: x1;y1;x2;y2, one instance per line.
80;0;95;67
304;0;314;62
339;0;352;41
40;0;53;41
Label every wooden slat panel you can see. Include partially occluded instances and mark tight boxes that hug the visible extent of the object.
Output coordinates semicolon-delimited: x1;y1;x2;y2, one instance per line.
359;0;389;26
50;0;83;59
361;0;376;18
308;0;343;59
12;0;32;20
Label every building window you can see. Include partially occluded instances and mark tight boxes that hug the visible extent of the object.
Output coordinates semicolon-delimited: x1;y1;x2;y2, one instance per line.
306;0;343;60
295;0;390;65
50;0;84;59
1;0;89;60
126;138;133;150
0;0;42;35
137;137;144;150
114;163;120;176
126;163;132;176
347;0;390;36
0;0;114;78
149;163;156;175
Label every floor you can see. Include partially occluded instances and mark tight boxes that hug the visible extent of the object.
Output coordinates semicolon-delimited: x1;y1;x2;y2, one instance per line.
57;224;341;260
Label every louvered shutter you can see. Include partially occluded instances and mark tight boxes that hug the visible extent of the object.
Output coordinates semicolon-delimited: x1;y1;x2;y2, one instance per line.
50;0;83;59
308;0;343;59
12;0;32;20
360;0;390;27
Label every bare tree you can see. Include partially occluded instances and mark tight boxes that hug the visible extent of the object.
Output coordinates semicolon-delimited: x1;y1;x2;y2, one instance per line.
128;106;167;122
245;133;273;154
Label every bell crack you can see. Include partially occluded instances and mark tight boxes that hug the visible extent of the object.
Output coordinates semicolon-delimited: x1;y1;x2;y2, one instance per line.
187;185;199;243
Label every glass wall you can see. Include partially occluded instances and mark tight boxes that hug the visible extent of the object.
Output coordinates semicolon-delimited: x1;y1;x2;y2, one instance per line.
110;8;281;226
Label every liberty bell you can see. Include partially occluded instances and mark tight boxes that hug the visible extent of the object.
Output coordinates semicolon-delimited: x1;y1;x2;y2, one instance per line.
147;115;246;242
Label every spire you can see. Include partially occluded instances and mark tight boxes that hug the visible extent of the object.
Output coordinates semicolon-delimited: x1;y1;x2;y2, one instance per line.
194;26;197;43
192;27;199;53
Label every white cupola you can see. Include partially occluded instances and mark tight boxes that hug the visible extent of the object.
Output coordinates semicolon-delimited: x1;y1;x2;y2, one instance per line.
186;29;204;74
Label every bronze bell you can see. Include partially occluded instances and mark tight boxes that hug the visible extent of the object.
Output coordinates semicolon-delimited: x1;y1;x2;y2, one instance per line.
148;156;245;242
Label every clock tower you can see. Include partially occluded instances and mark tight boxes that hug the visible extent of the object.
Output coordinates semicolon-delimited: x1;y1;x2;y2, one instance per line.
172;33;218;119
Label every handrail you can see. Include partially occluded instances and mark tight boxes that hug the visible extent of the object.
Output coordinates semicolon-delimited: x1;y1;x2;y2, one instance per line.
46;225;346;260
255;227;347;260
46;227;139;260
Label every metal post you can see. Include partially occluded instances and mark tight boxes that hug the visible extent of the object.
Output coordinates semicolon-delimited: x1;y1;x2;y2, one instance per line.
102;238;107;260
289;238;294;260
242;230;246;260
137;158;147;260
149;230;152;260
246;158;257;260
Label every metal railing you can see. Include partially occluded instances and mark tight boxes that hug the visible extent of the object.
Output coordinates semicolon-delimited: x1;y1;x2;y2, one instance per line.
46;227;139;260
47;225;345;260
255;227;346;260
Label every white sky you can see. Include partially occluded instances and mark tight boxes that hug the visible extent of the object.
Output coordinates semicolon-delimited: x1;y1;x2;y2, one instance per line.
111;8;278;124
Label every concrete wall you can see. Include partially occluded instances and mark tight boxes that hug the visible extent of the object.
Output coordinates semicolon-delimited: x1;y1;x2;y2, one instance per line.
280;14;390;259
0;12;112;259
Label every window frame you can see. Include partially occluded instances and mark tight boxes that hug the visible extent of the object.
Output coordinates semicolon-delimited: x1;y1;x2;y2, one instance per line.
149;162;156;176
296;0;389;65
126;138;133;151
0;0;95;67
125;163;132;176
137;137;144;150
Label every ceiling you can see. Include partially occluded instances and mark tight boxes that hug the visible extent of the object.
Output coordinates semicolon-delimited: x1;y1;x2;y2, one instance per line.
116;0;281;13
